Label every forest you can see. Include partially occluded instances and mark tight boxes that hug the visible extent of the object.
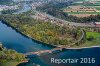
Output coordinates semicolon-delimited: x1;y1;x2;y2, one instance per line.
0;14;82;46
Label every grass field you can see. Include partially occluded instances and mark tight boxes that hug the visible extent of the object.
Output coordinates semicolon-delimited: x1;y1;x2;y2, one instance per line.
82;32;100;47
78;37;100;47
73;32;100;48
86;32;100;38
67;12;100;14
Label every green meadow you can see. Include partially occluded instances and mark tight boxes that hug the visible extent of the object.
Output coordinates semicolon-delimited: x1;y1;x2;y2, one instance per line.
67;12;100;14
86;32;100;38
73;32;100;48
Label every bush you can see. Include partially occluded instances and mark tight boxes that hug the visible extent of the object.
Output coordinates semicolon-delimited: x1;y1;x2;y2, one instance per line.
87;36;94;41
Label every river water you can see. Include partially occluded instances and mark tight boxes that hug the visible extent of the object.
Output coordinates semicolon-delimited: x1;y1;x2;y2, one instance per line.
0;1;100;66
0;21;100;66
0;21;54;53
19;48;100;66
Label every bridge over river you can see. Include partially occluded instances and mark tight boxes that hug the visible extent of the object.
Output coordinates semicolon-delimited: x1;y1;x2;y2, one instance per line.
25;47;63;56
24;29;87;56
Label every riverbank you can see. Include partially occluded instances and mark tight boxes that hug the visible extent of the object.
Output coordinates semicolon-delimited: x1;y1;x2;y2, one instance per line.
0;20;57;48
1;20;86;50
66;46;100;50
0;18;100;66
0;43;28;66
0;13;100;51
0;20;56;66
1;20;100;50
1;60;28;66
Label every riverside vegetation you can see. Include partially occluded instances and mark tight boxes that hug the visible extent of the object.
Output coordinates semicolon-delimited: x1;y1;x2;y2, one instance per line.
36;1;100;47
0;43;26;66
0;13;82;46
0;12;100;48
0;0;100;66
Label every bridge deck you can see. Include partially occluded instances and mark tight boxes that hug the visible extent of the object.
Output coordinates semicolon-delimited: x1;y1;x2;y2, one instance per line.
25;47;62;56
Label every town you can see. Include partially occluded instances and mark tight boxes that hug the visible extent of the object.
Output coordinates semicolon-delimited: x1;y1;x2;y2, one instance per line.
0;5;19;11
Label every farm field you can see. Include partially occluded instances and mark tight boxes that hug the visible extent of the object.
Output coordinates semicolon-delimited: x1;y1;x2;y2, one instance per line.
63;0;100;17
67;12;100;14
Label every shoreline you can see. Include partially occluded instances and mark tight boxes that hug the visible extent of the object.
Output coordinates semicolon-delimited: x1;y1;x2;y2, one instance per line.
0;20;57;48
1;20;100;50
66;46;100;50
0;20;100;66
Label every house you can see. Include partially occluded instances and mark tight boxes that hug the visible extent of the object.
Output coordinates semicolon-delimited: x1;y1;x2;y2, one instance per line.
93;22;100;27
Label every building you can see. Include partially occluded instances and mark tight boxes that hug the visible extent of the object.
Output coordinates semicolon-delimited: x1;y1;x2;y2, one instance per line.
93;22;100;27
0;5;18;11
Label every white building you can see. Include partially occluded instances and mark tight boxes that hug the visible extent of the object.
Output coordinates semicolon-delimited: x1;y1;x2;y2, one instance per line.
0;5;18;11
0;8;3;11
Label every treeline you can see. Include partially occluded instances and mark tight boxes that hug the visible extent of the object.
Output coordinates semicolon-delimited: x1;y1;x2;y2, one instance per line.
1;9;19;14
67;15;100;23
36;2;69;20
82;27;100;33
0;14;81;46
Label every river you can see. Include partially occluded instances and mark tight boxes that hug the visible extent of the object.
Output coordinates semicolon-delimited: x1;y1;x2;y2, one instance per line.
0;1;100;66
19;48;100;66
0;21;54;53
0;21;100;66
